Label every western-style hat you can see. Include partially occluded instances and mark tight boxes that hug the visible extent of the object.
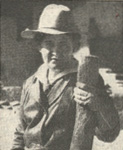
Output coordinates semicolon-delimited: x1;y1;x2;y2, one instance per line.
21;4;80;38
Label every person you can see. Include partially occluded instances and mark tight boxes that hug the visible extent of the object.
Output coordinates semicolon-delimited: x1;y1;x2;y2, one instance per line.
11;4;120;150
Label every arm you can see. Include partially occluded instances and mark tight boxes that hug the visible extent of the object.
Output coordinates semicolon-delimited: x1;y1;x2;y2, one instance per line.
74;75;120;142
94;75;120;142
11;84;27;150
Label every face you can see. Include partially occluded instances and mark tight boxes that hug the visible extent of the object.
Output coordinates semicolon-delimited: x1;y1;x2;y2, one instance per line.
39;34;74;70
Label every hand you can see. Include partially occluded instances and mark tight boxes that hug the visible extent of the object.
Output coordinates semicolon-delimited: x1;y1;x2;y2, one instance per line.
73;82;101;111
26;143;47;150
73;86;94;106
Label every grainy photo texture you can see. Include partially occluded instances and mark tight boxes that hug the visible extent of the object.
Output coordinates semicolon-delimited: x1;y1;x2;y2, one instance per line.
0;0;123;150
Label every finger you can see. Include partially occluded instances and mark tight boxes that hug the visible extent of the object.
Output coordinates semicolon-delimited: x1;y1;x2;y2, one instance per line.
74;93;88;101
74;97;85;105
74;87;88;96
83;99;91;105
74;98;91;106
74;92;93;101
74;87;88;95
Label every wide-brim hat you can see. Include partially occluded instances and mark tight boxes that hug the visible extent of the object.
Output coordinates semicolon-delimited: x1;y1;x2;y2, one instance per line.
21;4;80;38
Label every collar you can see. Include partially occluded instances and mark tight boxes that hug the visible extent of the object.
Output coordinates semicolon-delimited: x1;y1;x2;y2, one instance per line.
35;61;78;86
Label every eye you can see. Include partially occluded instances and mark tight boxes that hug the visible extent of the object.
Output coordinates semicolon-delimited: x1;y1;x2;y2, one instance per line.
43;40;54;48
59;41;65;45
59;41;71;48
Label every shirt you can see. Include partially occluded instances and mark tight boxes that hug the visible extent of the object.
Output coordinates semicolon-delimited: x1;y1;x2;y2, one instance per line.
11;63;120;150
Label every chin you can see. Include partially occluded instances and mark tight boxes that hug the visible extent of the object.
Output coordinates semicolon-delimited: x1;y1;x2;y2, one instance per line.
48;63;58;69
48;61;67;70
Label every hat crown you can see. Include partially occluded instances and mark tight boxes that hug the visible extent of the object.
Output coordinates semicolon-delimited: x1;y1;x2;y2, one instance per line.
38;4;77;32
21;4;80;38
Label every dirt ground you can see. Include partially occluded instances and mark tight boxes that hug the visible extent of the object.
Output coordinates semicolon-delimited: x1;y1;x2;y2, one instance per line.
0;107;123;150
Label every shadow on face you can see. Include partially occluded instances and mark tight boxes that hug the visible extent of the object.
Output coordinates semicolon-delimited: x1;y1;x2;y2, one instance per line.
34;33;81;70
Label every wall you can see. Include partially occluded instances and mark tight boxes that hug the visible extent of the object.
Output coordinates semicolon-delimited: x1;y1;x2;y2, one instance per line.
1;1;42;86
74;2;123;71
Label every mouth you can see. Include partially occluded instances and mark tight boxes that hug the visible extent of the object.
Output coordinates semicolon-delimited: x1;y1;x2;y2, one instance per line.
51;57;58;61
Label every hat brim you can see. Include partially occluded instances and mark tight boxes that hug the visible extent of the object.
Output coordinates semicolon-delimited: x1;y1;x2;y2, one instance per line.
21;28;72;39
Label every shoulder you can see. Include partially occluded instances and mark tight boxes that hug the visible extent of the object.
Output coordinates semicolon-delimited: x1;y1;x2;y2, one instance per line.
20;67;43;105
23;64;45;89
20;74;37;105
23;74;37;91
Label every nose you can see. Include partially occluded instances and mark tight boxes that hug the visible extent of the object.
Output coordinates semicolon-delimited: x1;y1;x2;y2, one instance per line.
51;44;60;56
51;52;57;56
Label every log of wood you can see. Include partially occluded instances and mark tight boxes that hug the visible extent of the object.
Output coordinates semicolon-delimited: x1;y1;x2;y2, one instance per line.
70;55;99;150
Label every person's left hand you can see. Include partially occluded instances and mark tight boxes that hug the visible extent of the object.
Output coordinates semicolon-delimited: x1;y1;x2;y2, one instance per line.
73;86;93;106
73;83;101;111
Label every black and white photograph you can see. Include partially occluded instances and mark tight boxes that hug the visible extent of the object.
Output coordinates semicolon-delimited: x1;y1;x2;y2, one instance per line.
0;0;123;150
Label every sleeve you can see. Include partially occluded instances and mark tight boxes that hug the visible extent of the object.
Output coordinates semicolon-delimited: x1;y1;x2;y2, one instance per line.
11;83;27;150
94;75;120;142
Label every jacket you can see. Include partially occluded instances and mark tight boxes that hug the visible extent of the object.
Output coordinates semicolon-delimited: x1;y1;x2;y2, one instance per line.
11;64;120;150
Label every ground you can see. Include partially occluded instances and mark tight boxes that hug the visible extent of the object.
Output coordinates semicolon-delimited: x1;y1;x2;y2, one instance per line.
0;106;123;150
